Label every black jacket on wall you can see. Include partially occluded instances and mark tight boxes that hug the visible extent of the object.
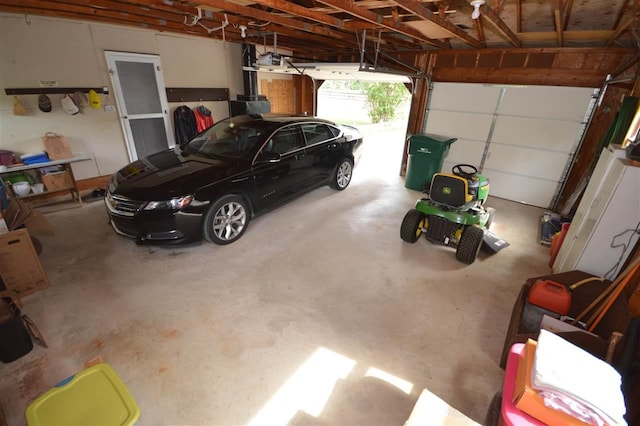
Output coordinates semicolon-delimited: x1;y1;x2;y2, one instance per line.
174;106;197;146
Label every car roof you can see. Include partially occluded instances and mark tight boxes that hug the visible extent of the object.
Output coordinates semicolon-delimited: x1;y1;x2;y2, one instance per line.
253;114;337;126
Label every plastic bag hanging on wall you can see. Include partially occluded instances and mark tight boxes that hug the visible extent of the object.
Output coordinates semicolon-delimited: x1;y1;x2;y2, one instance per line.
13;96;28;116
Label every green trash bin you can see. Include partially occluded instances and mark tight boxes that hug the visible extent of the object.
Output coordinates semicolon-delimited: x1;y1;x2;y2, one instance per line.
404;133;457;191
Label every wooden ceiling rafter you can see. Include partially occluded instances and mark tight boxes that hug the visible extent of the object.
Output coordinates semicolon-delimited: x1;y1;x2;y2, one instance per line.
478;2;522;47
247;0;345;28
312;0;448;48
0;0;211;34
196;0;345;39
606;3;640;47
474;15;487;48
614;0;632;30
0;2;221;38
391;0;482;48
563;0;573;30
554;0;563;47
516;0;521;33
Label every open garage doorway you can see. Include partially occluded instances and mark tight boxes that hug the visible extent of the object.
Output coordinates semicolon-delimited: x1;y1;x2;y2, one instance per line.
317;80;411;183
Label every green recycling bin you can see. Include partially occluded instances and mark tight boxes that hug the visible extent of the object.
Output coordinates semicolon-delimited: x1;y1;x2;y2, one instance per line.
404;133;457;191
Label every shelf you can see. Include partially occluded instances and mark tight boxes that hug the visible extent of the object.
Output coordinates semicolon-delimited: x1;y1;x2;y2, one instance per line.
5;87;109;96
12;188;74;199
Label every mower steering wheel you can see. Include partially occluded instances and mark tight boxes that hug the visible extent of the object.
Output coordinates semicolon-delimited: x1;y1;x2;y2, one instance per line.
452;164;478;179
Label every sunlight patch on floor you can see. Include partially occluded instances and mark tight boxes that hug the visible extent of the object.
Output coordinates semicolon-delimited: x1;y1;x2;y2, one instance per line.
248;347;356;425
365;367;414;394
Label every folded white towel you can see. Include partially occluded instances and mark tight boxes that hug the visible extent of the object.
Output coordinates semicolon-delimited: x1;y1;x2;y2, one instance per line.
532;329;627;426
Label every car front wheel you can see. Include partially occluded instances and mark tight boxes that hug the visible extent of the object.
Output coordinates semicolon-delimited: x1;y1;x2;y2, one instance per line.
203;195;249;245
330;158;354;190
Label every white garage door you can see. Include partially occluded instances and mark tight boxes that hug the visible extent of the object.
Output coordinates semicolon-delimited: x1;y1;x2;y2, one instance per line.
424;83;597;208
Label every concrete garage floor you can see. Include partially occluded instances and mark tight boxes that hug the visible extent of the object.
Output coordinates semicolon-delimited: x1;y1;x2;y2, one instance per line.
0;124;551;425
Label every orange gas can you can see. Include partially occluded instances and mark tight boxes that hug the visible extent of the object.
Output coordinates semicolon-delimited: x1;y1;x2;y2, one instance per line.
528;279;571;315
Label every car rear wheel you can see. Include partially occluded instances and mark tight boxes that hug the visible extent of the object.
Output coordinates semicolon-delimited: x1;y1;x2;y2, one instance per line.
456;225;484;264
203;195;249;245
400;209;426;243
330;158;353;190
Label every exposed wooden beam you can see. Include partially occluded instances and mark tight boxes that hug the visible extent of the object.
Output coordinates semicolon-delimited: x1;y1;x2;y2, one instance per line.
0;2;217;37
554;0;563;47
479;3;522;47
516;0;521;33
0;0;201;33
518;30;614;42
563;0;574;30
606;11;640;47
247;0;345;28
196;0;345;39
614;0;632;30
313;0;447;48
391;0;481;48
474;16;487;48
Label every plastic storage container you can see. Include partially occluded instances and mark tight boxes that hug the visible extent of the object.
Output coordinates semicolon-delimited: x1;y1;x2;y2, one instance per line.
25;363;140;426
405;133;457;191
0;298;33;363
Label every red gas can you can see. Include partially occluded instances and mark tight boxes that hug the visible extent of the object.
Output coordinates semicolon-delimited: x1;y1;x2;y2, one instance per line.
527;279;571;316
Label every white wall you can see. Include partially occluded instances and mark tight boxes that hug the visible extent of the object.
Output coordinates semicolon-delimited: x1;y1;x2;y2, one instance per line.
0;13;243;179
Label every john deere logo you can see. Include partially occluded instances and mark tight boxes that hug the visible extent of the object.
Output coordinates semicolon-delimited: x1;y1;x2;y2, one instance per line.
443;187;452;194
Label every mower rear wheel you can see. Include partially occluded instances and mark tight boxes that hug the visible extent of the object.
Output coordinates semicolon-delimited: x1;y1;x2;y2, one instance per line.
456;225;484;264
400;209;426;243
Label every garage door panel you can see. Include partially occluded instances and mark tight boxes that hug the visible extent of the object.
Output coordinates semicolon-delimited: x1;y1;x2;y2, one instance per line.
425;110;492;141
500;86;594;121
491;116;581;151
424;83;591;208
443;138;485;167
484;144;568;181
430;83;502;113
483;170;558;208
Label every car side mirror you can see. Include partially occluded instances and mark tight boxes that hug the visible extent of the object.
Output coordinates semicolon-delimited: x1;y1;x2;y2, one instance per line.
255;152;281;163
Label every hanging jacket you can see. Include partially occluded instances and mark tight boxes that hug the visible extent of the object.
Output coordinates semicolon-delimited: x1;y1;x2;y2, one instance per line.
194;105;215;132
173;106;197;145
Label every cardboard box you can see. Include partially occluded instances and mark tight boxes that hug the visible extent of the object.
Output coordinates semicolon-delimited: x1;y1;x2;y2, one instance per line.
513;339;589;426
0;229;50;299
42;133;73;160
41;170;74;192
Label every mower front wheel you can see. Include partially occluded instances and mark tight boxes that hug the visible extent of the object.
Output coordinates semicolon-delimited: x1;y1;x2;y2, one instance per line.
456;225;484;264
400;209;426;243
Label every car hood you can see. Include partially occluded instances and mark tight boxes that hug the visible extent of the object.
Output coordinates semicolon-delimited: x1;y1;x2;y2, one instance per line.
111;149;248;200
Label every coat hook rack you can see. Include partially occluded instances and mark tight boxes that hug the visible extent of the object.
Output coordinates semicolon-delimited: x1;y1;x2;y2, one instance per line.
4;86;110;96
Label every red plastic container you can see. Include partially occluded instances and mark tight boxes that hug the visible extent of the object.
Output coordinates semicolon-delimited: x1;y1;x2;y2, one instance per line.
528;279;571;315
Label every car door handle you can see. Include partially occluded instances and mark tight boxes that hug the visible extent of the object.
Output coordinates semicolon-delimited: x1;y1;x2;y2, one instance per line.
295;153;306;160
328;143;338;150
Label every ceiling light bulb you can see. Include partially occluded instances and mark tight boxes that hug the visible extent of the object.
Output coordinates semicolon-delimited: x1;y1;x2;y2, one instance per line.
470;0;485;19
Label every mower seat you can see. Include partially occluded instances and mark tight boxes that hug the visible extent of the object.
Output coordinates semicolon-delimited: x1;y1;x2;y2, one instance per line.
429;173;473;208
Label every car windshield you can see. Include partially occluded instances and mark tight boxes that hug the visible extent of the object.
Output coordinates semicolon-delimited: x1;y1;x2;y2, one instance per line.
182;116;271;159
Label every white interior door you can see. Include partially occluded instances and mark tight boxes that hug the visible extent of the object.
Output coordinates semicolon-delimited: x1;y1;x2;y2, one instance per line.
105;51;173;161
424;83;596;208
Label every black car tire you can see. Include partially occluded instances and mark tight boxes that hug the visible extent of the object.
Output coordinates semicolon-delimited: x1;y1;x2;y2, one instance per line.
203;195;250;245
456;225;484;264
400;209;426;243
330;158;354;190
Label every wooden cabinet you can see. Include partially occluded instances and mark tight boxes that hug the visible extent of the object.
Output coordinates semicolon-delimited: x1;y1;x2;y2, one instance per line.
553;146;640;279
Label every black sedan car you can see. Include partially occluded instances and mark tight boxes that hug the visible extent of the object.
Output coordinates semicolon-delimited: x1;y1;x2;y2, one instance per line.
105;114;363;245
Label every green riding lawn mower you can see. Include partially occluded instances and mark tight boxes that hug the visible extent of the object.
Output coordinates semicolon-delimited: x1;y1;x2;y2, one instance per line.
400;163;508;264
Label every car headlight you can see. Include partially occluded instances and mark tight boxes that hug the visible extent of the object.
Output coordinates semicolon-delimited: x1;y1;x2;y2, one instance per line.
144;195;193;210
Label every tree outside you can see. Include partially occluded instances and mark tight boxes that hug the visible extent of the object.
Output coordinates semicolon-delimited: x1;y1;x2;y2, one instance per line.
321;80;410;124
